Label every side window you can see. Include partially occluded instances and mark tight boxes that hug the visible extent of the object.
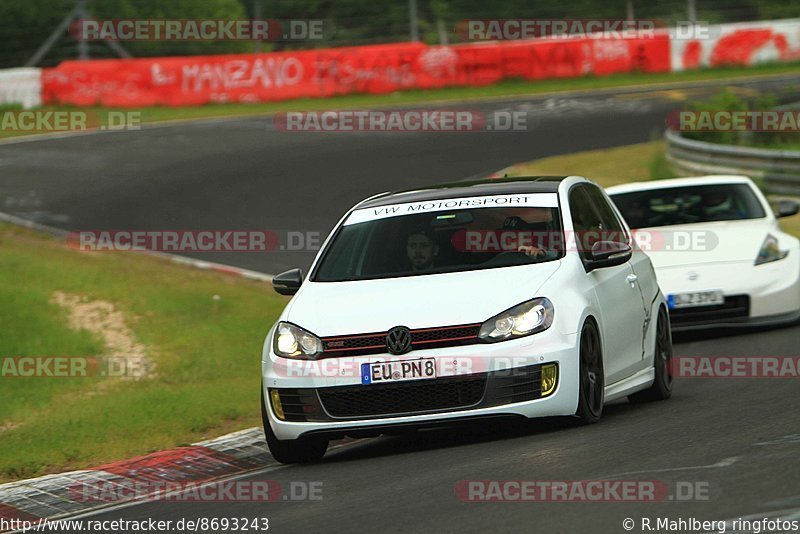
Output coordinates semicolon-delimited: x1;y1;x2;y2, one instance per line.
583;185;629;245
569;186;604;260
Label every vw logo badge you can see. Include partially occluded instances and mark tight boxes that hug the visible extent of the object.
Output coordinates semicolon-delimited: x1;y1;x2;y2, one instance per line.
386;326;412;355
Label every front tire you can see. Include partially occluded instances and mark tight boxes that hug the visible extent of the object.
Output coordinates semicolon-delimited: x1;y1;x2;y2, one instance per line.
629;307;673;403
575;319;604;424
261;388;328;464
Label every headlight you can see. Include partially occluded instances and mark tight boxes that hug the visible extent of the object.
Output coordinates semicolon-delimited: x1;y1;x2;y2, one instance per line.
273;322;323;359
479;298;554;342
755;234;788;266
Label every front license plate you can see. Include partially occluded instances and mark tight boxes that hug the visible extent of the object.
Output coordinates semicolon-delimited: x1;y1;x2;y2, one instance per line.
668;290;724;309
361;358;437;385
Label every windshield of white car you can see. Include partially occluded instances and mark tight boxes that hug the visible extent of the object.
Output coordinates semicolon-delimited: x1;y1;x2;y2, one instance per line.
313;206;564;282
611;184;766;229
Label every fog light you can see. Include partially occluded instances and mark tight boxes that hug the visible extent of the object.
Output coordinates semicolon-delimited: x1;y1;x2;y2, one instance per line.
270;389;285;420
541;364;558;397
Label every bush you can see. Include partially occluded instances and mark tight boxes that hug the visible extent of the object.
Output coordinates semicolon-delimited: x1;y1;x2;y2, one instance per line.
681;89;799;150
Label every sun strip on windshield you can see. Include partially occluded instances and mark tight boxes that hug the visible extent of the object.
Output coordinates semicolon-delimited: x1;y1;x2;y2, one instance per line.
345;193;559;225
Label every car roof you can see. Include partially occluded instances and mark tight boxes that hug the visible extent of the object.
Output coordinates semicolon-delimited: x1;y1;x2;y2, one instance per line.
355;176;572;209
606;175;754;195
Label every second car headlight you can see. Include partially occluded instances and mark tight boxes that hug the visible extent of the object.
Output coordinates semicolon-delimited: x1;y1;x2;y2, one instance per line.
273;322;323;359
479;298;554;342
755;234;788;266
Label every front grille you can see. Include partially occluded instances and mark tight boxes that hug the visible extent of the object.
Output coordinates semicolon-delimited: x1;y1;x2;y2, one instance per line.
411;325;480;346
322;333;385;352
270;364;554;425
669;295;750;326
321;323;481;357
318;375;487;418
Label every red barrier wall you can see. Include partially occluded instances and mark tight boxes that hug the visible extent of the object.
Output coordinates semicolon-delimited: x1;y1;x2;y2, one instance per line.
670;18;800;71
42;35;671;107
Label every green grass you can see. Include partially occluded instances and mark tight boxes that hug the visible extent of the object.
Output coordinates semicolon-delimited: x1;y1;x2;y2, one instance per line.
2;60;800;139
0;225;286;481
507;140;678;188
754;141;800;151
506;140;800;237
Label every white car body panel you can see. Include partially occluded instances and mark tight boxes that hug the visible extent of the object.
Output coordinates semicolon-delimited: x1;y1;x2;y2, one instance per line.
283;262;562;337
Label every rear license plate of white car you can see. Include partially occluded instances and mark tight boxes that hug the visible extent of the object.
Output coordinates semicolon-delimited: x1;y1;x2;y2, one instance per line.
361;359;436;385
668;290;724;309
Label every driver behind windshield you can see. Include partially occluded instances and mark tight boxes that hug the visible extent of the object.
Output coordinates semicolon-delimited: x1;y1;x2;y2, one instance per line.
499;212;552;259
698;191;738;220
406;231;439;271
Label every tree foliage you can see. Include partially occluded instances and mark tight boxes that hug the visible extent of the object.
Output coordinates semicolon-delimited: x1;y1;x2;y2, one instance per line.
1;0;799;67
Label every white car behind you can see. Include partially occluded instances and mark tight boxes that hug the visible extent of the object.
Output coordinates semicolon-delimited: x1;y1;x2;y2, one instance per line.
608;175;800;330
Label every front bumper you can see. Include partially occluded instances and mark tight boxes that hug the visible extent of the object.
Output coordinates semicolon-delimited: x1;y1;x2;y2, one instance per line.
262;331;579;440
669;307;800;331
657;256;800;330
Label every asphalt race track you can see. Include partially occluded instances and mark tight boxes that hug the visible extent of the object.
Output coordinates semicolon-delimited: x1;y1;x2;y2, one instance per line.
3;75;800;533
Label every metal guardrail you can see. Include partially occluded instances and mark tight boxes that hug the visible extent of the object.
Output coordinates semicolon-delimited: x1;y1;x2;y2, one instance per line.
665;129;800;196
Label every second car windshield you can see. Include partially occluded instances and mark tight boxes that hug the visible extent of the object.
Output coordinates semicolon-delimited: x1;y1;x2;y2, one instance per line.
611;183;766;229
313;205;564;282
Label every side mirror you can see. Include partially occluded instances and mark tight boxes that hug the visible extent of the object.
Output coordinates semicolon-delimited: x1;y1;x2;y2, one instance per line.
775;200;799;218
272;268;303;296
585;241;632;272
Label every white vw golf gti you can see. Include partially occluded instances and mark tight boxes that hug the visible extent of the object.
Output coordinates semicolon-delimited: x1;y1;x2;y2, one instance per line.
262;176;672;463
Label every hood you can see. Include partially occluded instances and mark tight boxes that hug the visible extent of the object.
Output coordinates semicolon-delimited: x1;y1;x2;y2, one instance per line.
638;219;775;269
283;261;562;337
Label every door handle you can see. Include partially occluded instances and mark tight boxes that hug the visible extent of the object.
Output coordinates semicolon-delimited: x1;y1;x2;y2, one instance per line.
626;274;638;284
